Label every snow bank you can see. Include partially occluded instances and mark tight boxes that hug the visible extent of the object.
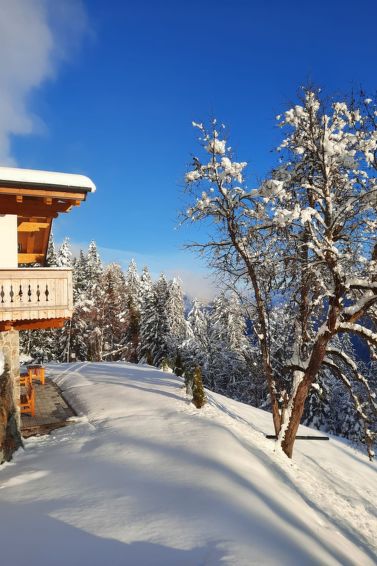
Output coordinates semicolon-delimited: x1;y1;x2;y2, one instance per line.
0;362;375;566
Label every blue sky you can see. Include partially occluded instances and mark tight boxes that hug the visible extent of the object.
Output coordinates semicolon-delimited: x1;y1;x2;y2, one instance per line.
3;0;377;298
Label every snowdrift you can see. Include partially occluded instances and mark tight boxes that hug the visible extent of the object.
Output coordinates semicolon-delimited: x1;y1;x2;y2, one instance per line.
0;362;376;566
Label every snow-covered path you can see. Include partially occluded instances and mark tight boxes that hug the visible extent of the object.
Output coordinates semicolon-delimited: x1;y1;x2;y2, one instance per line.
0;362;376;566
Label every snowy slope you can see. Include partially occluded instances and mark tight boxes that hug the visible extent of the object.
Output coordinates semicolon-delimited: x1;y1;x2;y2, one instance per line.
0;362;376;566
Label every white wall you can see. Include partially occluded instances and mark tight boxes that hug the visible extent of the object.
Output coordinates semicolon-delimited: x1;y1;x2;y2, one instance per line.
0;215;18;268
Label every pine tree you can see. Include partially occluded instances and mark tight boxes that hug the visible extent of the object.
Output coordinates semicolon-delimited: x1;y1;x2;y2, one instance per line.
139;266;153;299
152;272;170;366
192;366;206;408
138;273;170;366
46;232;58;267
123;260;142;362
166;278;187;357
67;241;104;361
85;241;103;299
56;238;72;267
126;259;141;309
209;293;249;395
182;299;211;376
19;328;58;363
73;250;88;302
138;267;154;364
101;264;127;360
174;351;184;377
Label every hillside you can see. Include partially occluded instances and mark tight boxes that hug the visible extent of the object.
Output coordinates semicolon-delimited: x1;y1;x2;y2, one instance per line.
0;362;376;566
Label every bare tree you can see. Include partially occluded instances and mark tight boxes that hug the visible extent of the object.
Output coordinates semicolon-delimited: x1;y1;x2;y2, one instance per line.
183;92;377;459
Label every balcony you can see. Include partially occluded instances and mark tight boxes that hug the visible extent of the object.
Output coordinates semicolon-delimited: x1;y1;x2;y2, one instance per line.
0;268;73;331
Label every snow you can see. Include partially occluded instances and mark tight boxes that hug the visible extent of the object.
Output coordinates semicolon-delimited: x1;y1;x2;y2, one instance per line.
185;170;201;182
0;362;376;566
206;138;226;155
220;157;247;182
0;166;96;192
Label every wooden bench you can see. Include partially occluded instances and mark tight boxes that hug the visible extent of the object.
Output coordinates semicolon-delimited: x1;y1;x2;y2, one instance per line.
19;373;31;387
19;378;35;417
27;365;45;385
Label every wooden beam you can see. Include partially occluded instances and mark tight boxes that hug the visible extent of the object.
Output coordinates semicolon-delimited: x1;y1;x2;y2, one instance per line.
40;218;52;263
0;318;68;332
17;222;50;232
26;231;35;254
18;253;45;264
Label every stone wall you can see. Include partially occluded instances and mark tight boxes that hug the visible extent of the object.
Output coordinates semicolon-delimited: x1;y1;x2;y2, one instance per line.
0;330;22;463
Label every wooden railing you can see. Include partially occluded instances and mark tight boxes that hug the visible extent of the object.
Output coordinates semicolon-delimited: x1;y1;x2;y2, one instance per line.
0;268;73;323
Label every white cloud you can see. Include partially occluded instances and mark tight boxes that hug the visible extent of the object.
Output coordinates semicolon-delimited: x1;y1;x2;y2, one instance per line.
0;0;90;164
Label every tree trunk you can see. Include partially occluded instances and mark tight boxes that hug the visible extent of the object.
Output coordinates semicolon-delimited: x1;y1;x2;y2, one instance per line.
280;336;329;458
280;379;311;457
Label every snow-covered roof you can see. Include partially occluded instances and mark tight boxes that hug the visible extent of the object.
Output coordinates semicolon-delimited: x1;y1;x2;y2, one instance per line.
0;166;96;193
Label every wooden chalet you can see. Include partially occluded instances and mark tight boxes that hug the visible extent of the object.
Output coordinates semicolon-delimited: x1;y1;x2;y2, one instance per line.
0;166;95;331
0;166;95;463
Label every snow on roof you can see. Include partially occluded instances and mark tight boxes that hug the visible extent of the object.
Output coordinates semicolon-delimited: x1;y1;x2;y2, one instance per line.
0;166;96;193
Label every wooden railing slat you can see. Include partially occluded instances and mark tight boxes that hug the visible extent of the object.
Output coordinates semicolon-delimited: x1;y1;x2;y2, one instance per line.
0;268;73;322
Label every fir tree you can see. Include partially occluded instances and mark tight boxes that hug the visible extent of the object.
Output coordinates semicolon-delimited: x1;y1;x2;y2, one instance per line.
166;278;187;357
192;367;206;408
126;259;141;309
123;260;142;362
66;241;104;361
56;237;72;267
46;232;58;267
73;250;88;301
139;266;153;299
85;241;103;299
182;299;210;373
138;273;170;366
101;264;127;360
209;293;249;395
174;351;184;377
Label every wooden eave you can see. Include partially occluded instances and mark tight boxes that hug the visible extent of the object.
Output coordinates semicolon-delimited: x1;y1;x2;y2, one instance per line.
0;185;87;201
0;194;83;218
